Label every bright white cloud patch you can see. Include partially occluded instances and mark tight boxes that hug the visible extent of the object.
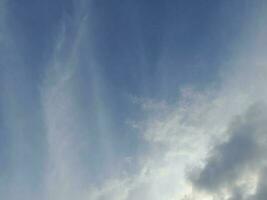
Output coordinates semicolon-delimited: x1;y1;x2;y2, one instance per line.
86;62;267;200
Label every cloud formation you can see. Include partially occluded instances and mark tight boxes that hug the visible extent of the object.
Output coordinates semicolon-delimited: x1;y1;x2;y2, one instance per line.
1;1;267;200
86;60;267;200
191;103;267;199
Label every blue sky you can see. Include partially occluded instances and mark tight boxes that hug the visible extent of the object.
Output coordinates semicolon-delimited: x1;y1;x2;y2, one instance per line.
1;0;267;199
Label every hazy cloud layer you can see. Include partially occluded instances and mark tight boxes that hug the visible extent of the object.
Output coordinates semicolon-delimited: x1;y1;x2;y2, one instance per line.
1;1;267;200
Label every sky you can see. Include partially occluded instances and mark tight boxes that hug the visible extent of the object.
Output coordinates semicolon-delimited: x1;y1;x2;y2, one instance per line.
0;0;267;199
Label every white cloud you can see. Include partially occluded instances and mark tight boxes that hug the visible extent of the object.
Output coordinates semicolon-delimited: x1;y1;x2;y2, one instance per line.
85;9;267;197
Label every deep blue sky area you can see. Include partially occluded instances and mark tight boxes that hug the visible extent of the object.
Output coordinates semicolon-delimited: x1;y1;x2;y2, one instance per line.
5;0;254;97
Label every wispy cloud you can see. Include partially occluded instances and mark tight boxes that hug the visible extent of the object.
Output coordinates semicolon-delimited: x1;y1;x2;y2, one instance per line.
1;1;267;200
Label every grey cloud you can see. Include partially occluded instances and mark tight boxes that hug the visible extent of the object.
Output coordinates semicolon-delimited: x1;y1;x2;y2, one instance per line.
248;168;267;200
190;103;267;199
229;168;267;200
